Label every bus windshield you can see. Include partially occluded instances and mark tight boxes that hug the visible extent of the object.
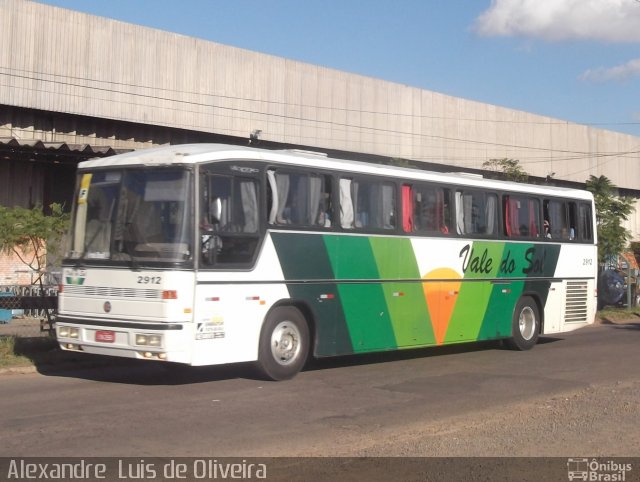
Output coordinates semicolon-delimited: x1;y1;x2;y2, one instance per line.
67;168;193;265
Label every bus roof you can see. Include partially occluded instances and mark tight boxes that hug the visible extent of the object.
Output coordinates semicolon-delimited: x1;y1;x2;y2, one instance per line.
78;143;593;201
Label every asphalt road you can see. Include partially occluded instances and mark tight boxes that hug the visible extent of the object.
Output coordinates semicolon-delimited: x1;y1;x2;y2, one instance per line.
1;321;639;467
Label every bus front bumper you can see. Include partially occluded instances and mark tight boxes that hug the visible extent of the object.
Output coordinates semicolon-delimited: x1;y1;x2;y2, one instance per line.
55;317;192;364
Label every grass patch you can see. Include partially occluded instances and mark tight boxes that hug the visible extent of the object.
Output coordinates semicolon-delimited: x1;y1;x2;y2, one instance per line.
597;306;640;323
0;335;86;370
0;336;33;368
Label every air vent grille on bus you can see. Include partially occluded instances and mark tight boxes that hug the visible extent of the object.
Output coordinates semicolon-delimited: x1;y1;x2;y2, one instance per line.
565;281;589;322
63;285;162;299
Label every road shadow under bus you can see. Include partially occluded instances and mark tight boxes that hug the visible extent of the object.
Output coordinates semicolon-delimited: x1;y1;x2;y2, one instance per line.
305;335;561;373
37;335;563;386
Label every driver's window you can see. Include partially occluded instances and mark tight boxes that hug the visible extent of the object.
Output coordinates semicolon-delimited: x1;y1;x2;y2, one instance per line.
200;169;260;267
203;175;258;233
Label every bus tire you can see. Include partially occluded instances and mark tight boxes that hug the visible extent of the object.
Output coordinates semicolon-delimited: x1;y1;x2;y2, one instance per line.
505;296;540;351
256;306;309;381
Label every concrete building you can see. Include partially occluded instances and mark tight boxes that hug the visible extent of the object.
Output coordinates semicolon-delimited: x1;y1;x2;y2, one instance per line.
1;0;640;242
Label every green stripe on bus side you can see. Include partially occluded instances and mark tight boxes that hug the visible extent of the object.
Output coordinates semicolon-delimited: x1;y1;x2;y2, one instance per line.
477;242;531;340
444;241;505;343
323;235;398;352
272;233;564;356
270;233;354;356
369;237;436;347
476;242;562;339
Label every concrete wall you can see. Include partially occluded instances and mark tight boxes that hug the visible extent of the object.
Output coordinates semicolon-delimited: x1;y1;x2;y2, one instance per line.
1;0;640;237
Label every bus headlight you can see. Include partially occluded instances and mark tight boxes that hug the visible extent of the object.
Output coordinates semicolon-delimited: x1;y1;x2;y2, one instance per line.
59;327;79;338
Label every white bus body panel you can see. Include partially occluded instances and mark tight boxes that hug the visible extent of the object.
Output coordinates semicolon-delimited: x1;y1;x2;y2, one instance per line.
191;235;289;366
57;235;289;366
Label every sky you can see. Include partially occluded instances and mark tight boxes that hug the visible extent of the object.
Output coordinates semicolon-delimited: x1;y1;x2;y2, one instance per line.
38;0;640;137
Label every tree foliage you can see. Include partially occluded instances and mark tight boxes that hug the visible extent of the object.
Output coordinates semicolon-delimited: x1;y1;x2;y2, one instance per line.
585;175;635;264
482;158;529;183
0;203;70;284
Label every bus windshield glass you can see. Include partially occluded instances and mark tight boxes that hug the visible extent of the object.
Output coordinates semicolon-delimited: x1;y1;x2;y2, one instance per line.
67;168;193;264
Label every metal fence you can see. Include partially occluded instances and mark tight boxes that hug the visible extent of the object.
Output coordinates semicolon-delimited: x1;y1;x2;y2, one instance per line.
0;285;58;337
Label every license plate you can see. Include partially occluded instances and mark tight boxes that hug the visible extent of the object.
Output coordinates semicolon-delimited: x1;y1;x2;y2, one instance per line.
95;330;115;343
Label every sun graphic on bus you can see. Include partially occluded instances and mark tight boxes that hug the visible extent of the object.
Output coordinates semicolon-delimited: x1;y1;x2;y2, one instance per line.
422;268;462;345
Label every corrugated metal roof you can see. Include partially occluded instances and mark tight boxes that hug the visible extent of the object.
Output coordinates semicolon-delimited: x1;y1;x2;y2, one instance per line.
0;137;123;156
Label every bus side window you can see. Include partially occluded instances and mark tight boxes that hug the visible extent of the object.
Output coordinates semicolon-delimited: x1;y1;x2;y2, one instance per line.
268;170;332;228
579;203;593;242
339;178;354;229
402;185;414;232
316;175;333;227
200;171;260;266
544;199;569;240
353;180;370;228
504;195;539;238
339;177;395;231
568;202;577;240
458;190;498;236
407;183;451;235
267;170;290;225
352;179;395;230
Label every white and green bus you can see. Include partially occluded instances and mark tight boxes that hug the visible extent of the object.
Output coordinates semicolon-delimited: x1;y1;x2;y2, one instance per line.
57;144;597;380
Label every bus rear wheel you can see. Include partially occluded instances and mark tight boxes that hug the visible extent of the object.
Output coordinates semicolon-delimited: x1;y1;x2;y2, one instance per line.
256;306;309;381
505;296;540;351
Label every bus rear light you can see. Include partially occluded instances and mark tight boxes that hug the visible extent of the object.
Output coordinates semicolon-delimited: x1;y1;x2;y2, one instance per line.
206;297;220;302
319;294;335;300
392;292;405;297
162;290;178;300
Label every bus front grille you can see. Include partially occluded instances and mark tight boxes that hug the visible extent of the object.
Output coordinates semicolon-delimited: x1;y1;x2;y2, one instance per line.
63;285;162;299
565;281;589;323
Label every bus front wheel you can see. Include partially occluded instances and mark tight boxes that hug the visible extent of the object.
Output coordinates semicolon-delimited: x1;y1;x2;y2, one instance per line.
505;296;540;351
256;306;309;381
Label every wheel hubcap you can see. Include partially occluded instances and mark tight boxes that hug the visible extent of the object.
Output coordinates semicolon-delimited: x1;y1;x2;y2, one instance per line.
518;306;536;340
271;321;301;366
